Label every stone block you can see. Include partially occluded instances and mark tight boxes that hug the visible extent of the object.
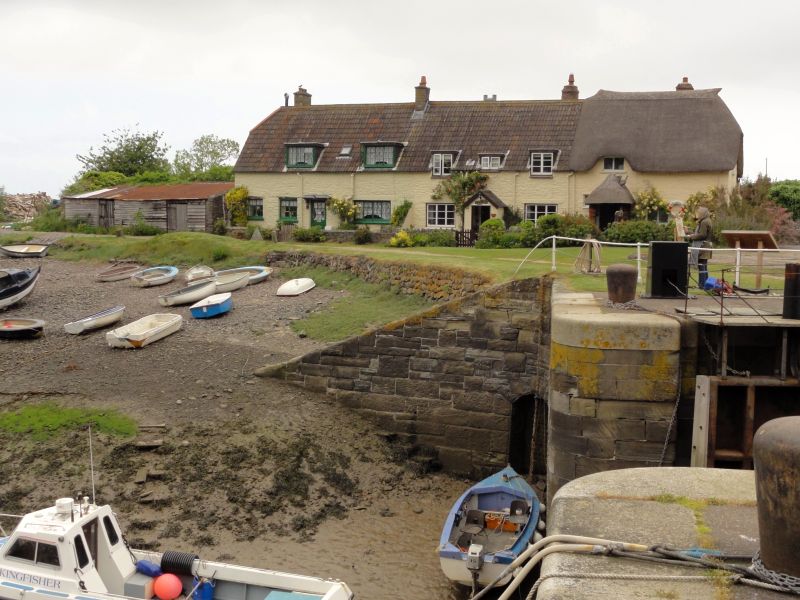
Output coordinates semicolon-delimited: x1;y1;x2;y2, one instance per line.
404;326;440;340
298;363;333;377
396;379;440;399
361;393;405;413
518;329;539;352
444;425;492;451
569;397;597;417
438;330;458;347
646;420;678;443
549;407;583;436
503;352;527;372
550;371;578;395
586;438;616;458
436;446;474;475
464;376;485;390
414;419;446;437
614;440;675;462
488;339;518;352
493;397;513;416
428;407;508;430
596;400;674;420
353;379;371;392
551;312;680;351
303;375;328;392
499;326;520;341
420;318;449;329
329;378;354;391
442;361;475;375
429;347;466;361
548;448;577;480
491;430;510;453
369;376;396;394
451;391;497;413
377;356;410;377
511;314;538;328
581;418;645;441
409;357;440;372
376;335;421;350
549;389;571;414
481;378;509;393
330;365;361;379
467;337;489;350
333;390;362;409
549;428;589;454
319;355;372;367
443;320;472;332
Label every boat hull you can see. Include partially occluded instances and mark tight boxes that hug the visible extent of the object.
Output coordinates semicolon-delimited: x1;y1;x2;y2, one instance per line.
190;293;233;319
0;267;40;310
0;244;49;258
130;266;179;287
106;314;182;348
0;318;45;339
195;272;249;293
64;305;125;334
276;277;315;296
439;555;515;587
96;264;142;282
185;265;214;283
216;266;272;284
158;280;217;307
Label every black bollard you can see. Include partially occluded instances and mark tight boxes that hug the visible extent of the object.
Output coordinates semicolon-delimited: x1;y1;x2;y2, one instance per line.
753;416;800;578
782;264;800;319
606;263;637;304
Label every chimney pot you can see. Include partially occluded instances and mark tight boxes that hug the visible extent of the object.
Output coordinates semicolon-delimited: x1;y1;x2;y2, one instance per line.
293;85;311;106
561;73;579;101
284;92;289;107
414;75;430;112
676;76;694;91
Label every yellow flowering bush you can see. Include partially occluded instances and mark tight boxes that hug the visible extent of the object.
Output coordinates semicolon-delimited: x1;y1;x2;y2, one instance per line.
633;186;668;221
327;197;358;227
389;230;413;247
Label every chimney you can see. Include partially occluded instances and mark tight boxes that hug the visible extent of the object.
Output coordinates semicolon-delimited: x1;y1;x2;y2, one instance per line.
284;93;289;107
676;76;694;91
483;94;497;102
415;76;430;112
561;73;579;100
293;85;311;107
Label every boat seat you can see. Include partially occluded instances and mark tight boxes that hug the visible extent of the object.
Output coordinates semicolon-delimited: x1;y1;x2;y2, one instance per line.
508;499;529;525
456;532;473;550
461;509;485;534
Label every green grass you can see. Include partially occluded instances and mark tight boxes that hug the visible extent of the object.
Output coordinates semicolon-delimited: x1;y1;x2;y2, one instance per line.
0;403;137;440
281;266;434;341
0;232;33;245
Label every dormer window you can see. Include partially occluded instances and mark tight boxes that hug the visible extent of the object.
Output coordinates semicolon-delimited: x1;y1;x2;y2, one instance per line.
604;157;625;171
480;155;503;170
432;152;453;176
364;145;396;168
285;145;319;169
530;152;554;176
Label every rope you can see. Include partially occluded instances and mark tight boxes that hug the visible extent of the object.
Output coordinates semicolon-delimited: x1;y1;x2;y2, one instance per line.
525;572;731;600
659;363;681;466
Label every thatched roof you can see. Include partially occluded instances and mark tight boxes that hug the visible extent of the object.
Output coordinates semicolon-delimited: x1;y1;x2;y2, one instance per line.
569;89;743;176
585;175;634;205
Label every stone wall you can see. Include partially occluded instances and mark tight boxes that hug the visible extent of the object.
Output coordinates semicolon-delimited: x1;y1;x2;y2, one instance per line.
266;250;492;301
257;277;553;476
546;292;682;505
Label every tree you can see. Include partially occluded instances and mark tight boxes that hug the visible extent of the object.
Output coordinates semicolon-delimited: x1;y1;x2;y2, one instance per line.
769;180;800;220
431;171;489;227
173;134;240;179
77;127;170;176
62;171;128;197
0;185;6;219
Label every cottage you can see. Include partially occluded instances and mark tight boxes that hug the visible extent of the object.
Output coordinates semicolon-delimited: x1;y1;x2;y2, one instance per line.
62;182;232;232
235;75;742;234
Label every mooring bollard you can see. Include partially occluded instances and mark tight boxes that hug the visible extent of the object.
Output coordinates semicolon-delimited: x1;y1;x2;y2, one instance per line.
606;263;637;304
782;264;800;319
753;416;800;578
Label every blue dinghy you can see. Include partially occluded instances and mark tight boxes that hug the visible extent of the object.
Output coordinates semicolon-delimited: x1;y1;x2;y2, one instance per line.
438;465;542;589
190;292;232;319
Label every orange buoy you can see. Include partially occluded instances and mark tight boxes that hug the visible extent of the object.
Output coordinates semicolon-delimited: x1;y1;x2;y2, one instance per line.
154;574;183;600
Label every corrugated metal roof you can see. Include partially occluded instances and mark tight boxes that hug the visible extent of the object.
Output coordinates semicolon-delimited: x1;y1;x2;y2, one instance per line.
65;182;234;201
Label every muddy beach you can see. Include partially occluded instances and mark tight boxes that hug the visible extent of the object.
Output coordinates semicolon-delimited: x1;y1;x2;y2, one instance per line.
0;257;474;600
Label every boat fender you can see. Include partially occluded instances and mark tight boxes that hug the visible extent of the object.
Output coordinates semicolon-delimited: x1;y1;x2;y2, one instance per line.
161;550;199;576
136;560;163;577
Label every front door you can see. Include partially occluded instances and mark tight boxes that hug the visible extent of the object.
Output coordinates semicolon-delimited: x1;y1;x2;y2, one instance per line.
471;205;491;232
98;200;114;228
167;203;188;231
310;200;327;228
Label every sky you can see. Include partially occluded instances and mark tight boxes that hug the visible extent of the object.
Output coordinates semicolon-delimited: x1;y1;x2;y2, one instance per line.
1;0;798;197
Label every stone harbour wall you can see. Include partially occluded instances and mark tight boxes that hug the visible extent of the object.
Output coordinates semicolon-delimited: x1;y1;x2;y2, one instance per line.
257;277;552;476
266;250;492;301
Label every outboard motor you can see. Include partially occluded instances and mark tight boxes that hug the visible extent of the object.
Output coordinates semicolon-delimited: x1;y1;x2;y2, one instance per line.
467;543;485;594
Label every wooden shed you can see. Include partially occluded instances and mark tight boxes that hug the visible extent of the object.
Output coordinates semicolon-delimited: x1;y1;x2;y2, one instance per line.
62;182;232;232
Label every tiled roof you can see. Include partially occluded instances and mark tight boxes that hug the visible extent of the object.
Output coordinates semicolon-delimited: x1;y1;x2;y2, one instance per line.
235;101;582;174
64;182;234;201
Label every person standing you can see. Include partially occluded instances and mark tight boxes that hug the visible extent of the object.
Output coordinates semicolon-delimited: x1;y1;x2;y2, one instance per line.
685;206;712;287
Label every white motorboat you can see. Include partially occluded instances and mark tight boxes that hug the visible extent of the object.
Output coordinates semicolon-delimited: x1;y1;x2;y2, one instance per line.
276;277;316;296
0;244;49;258
106;313;182;348
130;266;179;288
157;280;216;307
0;497;353;600
195;271;249;293
64;305;125;334
215;266;272;284
184;264;214;283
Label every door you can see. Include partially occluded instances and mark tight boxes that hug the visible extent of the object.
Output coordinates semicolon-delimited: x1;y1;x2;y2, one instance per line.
310;200;326;228
167;203;188;231
508;394;547;477
471;205;490;232
98;200;114;228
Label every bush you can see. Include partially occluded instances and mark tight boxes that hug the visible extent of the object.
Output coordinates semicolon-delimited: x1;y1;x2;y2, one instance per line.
354;226;372;245
411;230;456;247
211;247;229;261
602;219;673;243
225;186;249;226
389;230;413;247
124;210;162;236
561;214;598;241
212;218;227;236
475;218;506;248
536;213;564;239
292;226;326;242
391;200;413;227
519;220;539;247
29;207;69;231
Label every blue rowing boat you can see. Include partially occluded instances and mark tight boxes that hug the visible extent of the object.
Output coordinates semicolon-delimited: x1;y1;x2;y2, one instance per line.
190;292;232;319
438;465;542;589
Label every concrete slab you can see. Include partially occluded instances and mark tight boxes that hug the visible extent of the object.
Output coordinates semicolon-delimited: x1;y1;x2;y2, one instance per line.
538;467;783;600
552;312;681;351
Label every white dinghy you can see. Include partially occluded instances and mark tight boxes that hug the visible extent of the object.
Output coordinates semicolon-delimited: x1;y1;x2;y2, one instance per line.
195;271;249;293
130;266;179;288
215;265;272;284
106;313;182;348
157;280;216;307
184;264;214;283
276;277;316;296
0;244;49;258
0;498;354;600
64;305;125;334
96;263;143;282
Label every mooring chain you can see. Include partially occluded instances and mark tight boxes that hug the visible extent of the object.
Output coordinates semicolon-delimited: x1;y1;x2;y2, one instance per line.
750;551;800;594
702;331;751;377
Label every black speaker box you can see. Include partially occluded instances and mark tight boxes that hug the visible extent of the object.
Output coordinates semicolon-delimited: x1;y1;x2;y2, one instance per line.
646;241;688;298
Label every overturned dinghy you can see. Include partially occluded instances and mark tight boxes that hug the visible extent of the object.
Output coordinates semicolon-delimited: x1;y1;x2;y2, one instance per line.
276;277;315;296
190;292;232;319
64;305;125;334
106;313;182;348
0;266;40;310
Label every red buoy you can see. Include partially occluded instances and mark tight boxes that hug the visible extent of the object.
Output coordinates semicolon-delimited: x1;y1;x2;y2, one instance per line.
154;574;183;600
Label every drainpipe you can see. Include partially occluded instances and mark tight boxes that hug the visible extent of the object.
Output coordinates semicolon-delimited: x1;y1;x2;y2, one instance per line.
298;172;304;226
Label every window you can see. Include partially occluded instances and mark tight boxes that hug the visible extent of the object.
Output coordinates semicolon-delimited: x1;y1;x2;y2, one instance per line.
427;203;455;227
524;203;558;223
279;197;298;223
480;155;502;170
431;153;453;176
6;539;59;567
74;535;89;568
103;516;119;546
339;145;352;157
247;197;263;220
364;145;395;168
7;538;36;561
355;200;391;223
530;152;554;175
604;157;625;171
36;544;60;567
286;146;316;168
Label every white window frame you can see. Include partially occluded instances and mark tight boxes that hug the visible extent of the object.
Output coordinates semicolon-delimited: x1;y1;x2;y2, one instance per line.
524;203;558;223
426;203;455;228
530;152;554;175
480;155;502;170
603;157;625;171
432;153;453;176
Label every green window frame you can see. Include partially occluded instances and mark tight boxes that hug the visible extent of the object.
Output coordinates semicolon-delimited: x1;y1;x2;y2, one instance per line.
247;197;264;221
285;146;317;169
279;197;298;223
363;145;396;169
355;200;391;224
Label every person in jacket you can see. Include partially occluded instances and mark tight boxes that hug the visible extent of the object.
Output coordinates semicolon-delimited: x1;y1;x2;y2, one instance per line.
685;206;712;286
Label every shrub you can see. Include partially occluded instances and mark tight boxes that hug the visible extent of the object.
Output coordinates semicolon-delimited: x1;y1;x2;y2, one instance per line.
124;210;162;236
292;226;326;242
389;230;413;247
475;218;506;248
354;226;372;245
769;180;800;220
29;207;69;231
391;200;412;227
411;230;456;247
212;218;227;236
327;197;358;227
633;186;668;221
211;247;229;261
225;186;249;226
603;219;673;243
519;220;539;247
561;214;597;241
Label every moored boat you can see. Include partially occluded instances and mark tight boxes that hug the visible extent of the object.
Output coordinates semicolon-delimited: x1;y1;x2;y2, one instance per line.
276;277;315;296
215;265;272;284
185;264;214;283
96;263;143;282
0;244;49;258
438;465;542;590
64;305;125;334
0;498;353;600
130;266;179;288
0;318;45;339
157;280;216;307
106;313;182;348
190;292;233;319
195;271;249;293
0;266;40;310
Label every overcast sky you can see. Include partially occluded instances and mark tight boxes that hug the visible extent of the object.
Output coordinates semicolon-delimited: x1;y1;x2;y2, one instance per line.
1;0;797;197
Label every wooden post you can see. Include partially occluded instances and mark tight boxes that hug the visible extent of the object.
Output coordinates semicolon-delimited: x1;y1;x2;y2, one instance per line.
735;240;742;287
756;239;764;288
